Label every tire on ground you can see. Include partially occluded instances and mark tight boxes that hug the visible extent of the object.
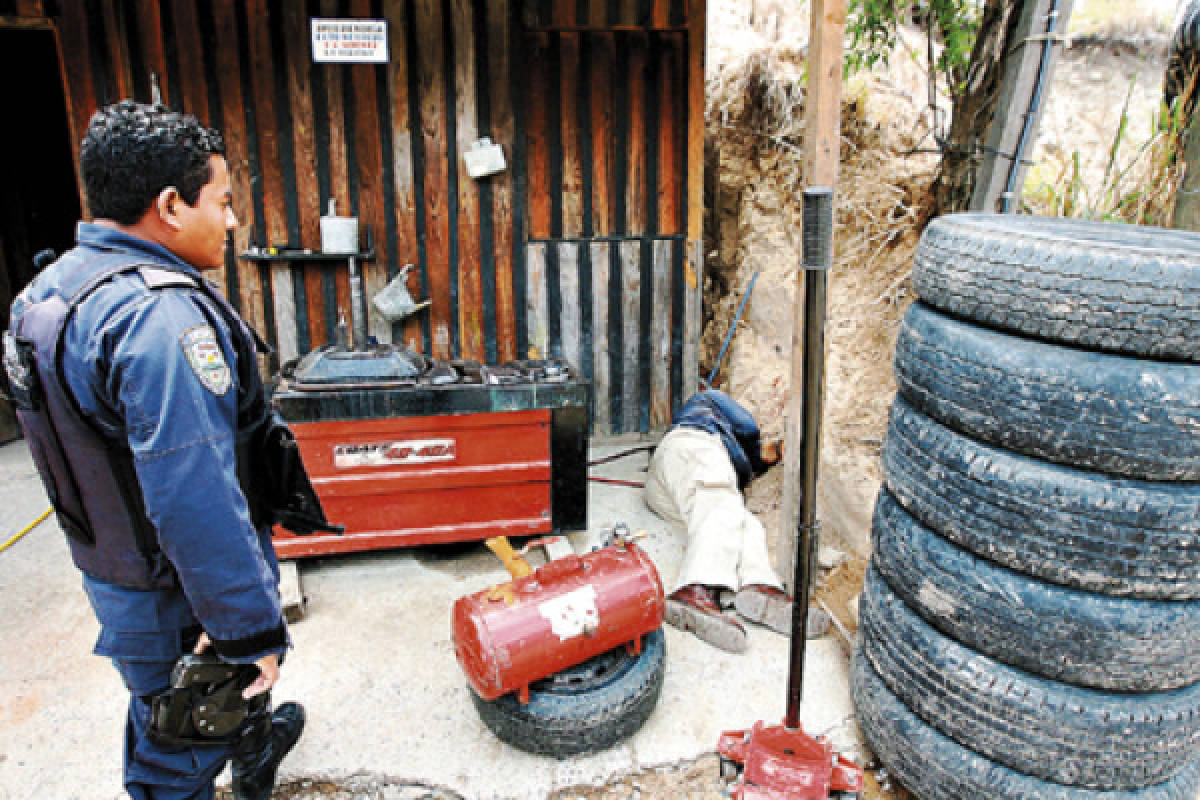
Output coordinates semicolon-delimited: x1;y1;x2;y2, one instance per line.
851;650;1200;800
895;302;1200;481
872;489;1200;691
912;212;1200;361
882;396;1200;600
470;627;665;758
859;567;1200;790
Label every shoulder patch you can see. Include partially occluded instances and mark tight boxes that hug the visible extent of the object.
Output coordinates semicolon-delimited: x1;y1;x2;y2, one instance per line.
139;266;198;290
180;326;232;395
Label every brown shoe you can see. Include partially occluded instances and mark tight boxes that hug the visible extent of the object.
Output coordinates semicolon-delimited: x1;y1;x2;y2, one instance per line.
735;584;830;639
665;584;748;653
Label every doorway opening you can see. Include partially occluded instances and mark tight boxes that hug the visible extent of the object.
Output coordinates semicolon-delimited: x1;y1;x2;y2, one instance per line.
0;26;81;334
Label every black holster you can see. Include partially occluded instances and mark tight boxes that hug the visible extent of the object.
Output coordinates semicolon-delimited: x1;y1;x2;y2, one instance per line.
148;652;270;747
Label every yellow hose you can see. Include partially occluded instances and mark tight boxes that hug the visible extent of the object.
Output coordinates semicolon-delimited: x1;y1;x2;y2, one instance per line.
0;507;52;553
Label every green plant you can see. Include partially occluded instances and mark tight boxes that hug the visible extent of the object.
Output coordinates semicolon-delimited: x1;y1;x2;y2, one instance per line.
1022;78;1187;226
847;0;984;95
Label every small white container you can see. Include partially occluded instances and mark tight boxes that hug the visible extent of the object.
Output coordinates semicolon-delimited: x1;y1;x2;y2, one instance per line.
320;199;359;254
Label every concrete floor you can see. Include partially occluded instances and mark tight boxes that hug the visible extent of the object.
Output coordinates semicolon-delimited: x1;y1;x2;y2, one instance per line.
0;438;861;800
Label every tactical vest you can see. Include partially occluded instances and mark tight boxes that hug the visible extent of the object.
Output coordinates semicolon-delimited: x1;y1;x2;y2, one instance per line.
3;250;270;589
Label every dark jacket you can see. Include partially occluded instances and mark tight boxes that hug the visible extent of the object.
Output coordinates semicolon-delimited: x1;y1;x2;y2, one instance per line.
7;222;286;673
671;390;768;490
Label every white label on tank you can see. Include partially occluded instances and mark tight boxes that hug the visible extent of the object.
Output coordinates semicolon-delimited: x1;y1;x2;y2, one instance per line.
333;438;456;468
538;585;599;641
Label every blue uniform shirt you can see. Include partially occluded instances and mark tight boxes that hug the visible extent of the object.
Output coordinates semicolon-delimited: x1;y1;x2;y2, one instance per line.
15;222;285;672
671;390;768;490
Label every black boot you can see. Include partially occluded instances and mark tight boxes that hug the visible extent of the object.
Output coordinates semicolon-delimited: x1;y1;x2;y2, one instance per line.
231;702;306;800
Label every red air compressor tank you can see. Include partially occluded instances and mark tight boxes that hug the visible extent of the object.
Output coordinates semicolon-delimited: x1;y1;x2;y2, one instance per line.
453;541;665;703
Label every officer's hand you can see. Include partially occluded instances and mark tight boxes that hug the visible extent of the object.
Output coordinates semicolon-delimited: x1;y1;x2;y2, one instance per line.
243;654;280;699
192;632;212;654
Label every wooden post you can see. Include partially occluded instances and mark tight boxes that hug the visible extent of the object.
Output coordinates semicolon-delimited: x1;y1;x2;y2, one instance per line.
970;0;1074;213
779;0;846;595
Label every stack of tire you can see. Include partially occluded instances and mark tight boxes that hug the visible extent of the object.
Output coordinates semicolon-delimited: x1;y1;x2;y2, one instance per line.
851;213;1200;799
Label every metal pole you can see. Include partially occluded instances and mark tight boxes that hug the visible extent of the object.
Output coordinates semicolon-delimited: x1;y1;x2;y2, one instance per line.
348;255;368;350
785;187;834;729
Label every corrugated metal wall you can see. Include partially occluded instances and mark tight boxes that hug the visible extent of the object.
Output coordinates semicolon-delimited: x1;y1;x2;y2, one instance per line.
13;0;703;434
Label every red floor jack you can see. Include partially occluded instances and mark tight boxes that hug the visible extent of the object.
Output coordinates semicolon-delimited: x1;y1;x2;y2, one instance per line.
717;188;866;799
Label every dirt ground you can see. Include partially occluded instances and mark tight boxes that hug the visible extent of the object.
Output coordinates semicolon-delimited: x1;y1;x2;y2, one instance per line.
245;2;1177;797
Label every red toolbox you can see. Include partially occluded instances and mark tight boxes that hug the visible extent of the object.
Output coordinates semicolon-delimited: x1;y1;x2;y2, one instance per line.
271;347;589;558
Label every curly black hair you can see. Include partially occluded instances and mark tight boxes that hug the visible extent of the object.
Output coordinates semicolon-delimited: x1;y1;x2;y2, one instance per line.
80;100;225;226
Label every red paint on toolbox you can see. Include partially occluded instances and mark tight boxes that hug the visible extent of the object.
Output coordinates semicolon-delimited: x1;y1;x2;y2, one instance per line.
272;410;554;558
452;542;665;702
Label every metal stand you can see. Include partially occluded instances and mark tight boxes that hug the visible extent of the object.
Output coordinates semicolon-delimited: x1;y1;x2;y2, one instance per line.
716;188;864;799
786;186;833;729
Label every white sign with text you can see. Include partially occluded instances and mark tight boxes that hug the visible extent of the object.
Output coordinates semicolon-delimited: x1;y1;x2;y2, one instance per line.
311;18;389;64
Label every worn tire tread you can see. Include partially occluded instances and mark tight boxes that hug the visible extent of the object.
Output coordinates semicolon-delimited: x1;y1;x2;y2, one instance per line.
913;213;1200;361
860;568;1200;790
882;397;1200;599
895;302;1200;481
872;489;1200;690
852;651;1200;800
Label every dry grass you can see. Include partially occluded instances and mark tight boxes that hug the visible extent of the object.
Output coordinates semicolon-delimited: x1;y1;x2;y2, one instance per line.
1025;75;1187;225
703;33;938;500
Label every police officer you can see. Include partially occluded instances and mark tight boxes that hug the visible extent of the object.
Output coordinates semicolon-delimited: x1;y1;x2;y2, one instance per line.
4;101;303;798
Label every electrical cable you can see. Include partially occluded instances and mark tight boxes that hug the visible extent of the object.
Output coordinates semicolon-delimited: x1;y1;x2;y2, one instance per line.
588;444;655;467
1;507;52;554
587;476;645;488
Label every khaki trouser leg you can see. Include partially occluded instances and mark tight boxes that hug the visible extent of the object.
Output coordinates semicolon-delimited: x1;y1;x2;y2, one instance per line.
644;428;783;595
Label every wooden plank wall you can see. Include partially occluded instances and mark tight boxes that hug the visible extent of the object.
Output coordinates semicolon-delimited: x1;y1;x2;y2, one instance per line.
33;0;701;434
519;1;697;433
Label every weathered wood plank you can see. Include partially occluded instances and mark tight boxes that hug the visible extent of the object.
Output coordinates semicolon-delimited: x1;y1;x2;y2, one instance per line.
686;0;704;242
15;0;43;16
385;0;423;352
619;239;640;433
589;0;606;27
590;31;615;236
650;238;672;428
452;0;484;360
487;0;517;362
590;240;611;433
620;0;636;27
625;31;647;235
170;0;208;117
558;241;581;370
652;0;669;28
57;2;98;216
129;0;167;105
245;0;296;361
349;0;391;346
682;239;700;394
657;34;682;234
526;242;549;358
415;0;453;358
525;32;551;240
559;32;583;239
320;0;352;339
283;0;326;348
100;0;132;101
804;0;845;188
552;0;572;27
213;0;265;336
